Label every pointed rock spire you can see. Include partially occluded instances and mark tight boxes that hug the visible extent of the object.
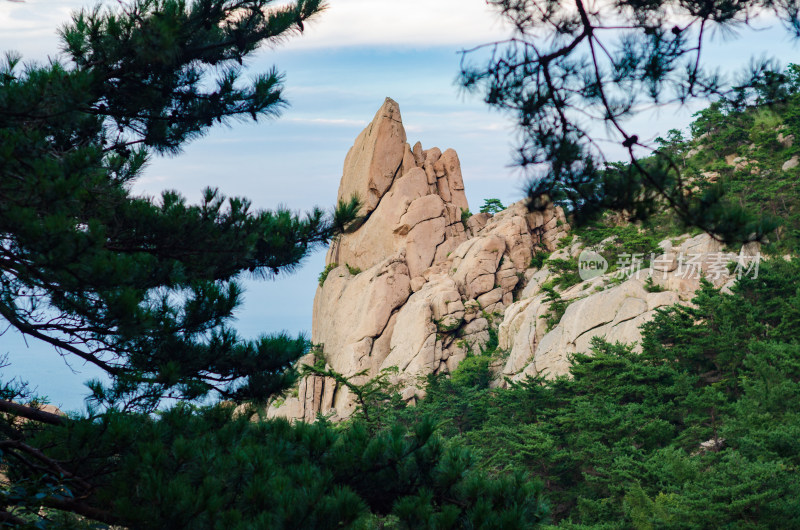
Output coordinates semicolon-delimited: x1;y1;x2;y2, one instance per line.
338;97;407;215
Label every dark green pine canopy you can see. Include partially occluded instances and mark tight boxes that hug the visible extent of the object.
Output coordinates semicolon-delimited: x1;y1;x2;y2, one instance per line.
0;0;360;410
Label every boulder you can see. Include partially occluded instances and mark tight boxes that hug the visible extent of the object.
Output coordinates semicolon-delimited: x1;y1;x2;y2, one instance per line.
312;255;411;376
381;290;437;374
451;235;505;299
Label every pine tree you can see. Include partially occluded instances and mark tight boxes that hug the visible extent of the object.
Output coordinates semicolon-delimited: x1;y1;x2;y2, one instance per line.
460;0;798;242
480;198;505;215
379;257;800;527
0;0;347;411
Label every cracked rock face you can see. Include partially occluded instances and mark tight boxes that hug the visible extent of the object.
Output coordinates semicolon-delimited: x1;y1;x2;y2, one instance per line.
268;99;570;422
498;232;743;382
327;98;469;278
337;98;408;215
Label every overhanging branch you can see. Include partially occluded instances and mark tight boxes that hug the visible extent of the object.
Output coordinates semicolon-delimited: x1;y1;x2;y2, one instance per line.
0;399;66;426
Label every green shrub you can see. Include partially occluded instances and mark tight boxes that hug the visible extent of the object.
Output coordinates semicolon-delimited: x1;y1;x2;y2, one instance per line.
644;276;665;292
435;317;463;333
318;262;338;286
460;208;472;229
450;352;493;389
557;234;575;249
541;286;568;331
546;257;582;290
530;250;551;269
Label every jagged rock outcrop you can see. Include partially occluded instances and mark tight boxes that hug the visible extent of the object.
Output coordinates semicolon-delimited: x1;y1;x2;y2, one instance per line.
327;98;470;279
268;99;569;421
498;233;745;381
268;98;758;423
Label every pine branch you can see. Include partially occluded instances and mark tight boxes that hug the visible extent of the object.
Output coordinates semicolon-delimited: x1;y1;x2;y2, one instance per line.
0;400;66;426
0;303;123;376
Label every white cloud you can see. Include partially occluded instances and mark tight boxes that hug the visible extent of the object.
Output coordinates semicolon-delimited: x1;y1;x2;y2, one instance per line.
0;1;85;59
0;0;512;59
287;0;510;49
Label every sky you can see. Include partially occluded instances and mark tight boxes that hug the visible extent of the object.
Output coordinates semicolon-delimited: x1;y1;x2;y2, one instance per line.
0;0;797;411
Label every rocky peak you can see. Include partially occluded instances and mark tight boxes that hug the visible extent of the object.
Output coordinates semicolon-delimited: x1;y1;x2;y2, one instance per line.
327;98;470;278
269;99;570;422
336;97;408;216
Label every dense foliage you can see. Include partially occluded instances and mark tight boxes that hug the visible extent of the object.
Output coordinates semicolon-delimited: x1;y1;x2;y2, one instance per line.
573;64;800;259
371;257;800;527
0;0;350;412
664;64;800;254
460;0;798;242
5;404;544;528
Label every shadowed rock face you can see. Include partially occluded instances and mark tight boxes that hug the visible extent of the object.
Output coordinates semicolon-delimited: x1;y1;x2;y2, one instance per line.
269;99;570;422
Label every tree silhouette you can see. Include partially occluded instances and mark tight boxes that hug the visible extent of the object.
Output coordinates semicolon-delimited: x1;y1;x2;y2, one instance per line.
461;0;797;241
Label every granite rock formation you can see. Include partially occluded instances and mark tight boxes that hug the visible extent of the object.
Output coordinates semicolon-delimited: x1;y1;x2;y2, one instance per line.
268;99;755;422
268;99;569;421
498;233;741;381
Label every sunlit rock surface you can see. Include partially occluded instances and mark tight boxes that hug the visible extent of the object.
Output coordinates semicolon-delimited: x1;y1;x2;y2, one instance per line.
268;99;748;422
